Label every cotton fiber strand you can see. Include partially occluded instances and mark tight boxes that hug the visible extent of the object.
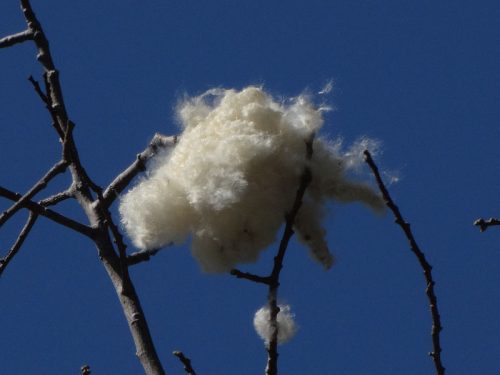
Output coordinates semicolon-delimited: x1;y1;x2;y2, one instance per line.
253;304;297;345
119;86;384;273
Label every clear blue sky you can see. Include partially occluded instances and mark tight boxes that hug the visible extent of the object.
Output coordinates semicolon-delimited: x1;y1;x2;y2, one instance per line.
1;1;499;374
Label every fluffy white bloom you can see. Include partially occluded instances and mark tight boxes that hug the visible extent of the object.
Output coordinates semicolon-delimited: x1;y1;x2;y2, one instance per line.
119;86;384;272
253;304;297;345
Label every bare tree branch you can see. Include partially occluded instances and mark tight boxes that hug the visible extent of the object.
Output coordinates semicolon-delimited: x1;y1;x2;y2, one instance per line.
0;212;38;277
39;189;74;207
473;217;500;232
0;29;33;48
127;248;161;266
0;186;94;238
230;135;314;375
20;0;68;127
101;134;177;208
28;75;49;103
97;198;131;287
0;189;75;277
173;351;197;375
0;159;68;228
28;75;65;139
19;1;99;210
93;230;166;375
265;137;313;375
230;269;271;285
3;3;168;373
363;150;445;375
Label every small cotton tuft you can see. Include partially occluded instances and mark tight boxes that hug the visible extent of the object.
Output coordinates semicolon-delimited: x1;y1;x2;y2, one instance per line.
119;86;384;272
253;304;297;345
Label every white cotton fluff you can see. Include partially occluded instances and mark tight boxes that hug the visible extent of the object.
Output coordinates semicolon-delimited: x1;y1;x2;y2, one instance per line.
119;86;384;273
253;304;297;345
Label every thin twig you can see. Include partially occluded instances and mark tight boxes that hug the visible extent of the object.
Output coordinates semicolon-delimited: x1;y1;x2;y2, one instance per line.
230;135;314;375
0;212;38;277
28;75;49;103
127;248;161;266
473;217;500;232
80;364;91;375
0;159;68;228
0;29;33;48
173;351;197;375
28;75;65;139
265;138;313;375
0;189;74;277
102;134;177;208
21;0;98;209
97;197;131;288
363;150;445;375
0;186;94;238
5;2;166;374
230;269;271;285
39;189;74;207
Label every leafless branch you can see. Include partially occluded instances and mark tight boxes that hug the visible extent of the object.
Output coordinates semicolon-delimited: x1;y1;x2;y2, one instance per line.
265;137;313;375
0;186;94;238
94;234;165;375
28;75;65;139
0;29;33;48
0;212;38;277
28;75;49;103
364;150;445;375
20;0;69;127
230;269;271;285
173;351;197;375
0;189;74;277
0;2;168;373
127;248;161;266
39;189;74;207
230;135;314;375
0;159;68;228
97;198;131;287
473;217;500;232
101;134;177;208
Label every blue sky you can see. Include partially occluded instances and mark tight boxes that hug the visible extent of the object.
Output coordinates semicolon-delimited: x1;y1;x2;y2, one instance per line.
1;1;499;374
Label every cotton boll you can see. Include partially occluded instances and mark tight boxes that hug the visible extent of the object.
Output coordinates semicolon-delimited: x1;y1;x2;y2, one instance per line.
253;304;298;345
119;86;384;272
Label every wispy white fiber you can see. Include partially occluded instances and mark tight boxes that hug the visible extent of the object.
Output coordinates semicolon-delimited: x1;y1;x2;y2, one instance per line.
318;80;334;95
253;304;297;345
119;86;384;273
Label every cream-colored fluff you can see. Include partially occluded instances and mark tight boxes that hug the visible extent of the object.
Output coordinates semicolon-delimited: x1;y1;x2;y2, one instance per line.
119;86;384;273
253;304;297;345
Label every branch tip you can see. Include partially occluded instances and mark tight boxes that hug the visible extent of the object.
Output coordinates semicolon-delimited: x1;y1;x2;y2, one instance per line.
364;149;445;375
173;351;197;375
